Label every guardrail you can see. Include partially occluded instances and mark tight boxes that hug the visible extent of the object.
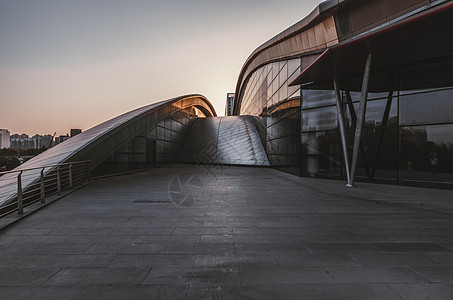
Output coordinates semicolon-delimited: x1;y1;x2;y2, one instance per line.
0;160;90;217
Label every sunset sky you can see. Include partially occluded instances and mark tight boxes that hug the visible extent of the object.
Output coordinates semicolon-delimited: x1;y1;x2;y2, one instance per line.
0;0;321;136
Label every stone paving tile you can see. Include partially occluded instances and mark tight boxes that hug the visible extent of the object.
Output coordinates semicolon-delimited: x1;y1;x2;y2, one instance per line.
274;253;360;267
0;254;116;268
423;252;453;266
0;286;84;300
162;243;236;255
326;234;397;243
62;235;137;244
173;227;233;235
199;234;236;243
410;266;453;282
76;285;188;300
1;228;58;236
389;283;453;299
304;243;380;253
387;233;453;243
1;242;94;255
234;243;309;255
239;267;336;284
46;227;116;236
84;243;164;255
109;227;175;235
109;254;195;267
0;235;69;247
1;164;453;298
194;254;277;268
443;243;453;251
0;268;59;286
133;234;201;244
327;266;428;283
186;284;402;300
43;267;150;286
371;243;451;252
143;267;240;285
350;252;442;266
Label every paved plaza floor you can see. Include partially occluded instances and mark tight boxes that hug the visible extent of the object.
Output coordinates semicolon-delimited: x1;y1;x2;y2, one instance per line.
1;164;453;299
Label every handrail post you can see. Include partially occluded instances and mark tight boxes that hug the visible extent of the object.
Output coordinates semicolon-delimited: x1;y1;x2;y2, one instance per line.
78;163;83;186
17;171;23;215
40;168;45;204
57;167;61;195
69;164;73;189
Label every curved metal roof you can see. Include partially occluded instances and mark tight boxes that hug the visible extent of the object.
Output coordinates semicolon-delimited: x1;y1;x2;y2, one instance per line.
0;94;216;205
233;0;341;115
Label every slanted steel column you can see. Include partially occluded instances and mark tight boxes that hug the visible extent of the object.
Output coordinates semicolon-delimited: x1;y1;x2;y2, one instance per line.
350;54;372;186
333;76;352;187
40;168;45;204
17;171;23;214
345;90;371;179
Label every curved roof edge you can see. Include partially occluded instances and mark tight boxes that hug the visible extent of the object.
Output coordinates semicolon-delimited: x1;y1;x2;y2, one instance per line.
233;1;342;115
0;94;216;204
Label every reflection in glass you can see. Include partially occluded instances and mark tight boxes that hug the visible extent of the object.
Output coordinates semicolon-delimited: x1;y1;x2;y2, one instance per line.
400;88;453;125
401;124;453;183
302;106;337;132
301;131;342;178
302;89;335;109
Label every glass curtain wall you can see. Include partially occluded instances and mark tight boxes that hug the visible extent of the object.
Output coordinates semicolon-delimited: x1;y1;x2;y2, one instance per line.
300;59;453;189
93;103;204;175
238;58;302;175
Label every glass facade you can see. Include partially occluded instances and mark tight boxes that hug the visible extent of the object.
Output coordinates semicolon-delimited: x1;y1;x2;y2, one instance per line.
236;52;453;188
300;59;453;189
398;85;453;188
232;0;453;189
92;100;209;175
238;58;302;175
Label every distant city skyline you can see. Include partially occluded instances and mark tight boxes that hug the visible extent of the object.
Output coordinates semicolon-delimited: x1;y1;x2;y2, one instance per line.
0;0;321;136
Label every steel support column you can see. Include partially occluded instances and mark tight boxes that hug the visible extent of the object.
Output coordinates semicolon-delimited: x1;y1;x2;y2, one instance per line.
345;91;371;179
333;76;352;187
350;54;372;186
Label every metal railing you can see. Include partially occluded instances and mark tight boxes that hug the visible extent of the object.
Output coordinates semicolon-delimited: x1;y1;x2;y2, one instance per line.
0;160;90;217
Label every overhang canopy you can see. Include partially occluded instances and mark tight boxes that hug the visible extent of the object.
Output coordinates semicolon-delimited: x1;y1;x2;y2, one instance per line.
290;1;453;92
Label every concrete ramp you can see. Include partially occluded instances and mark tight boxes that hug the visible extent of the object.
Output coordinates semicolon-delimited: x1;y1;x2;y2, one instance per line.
183;116;269;166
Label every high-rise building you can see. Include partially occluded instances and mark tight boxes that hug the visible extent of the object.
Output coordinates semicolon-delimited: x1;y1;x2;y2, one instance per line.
70;129;82;137
225;93;234;116
54;135;69;145
10;133;54;149
0;129;10;149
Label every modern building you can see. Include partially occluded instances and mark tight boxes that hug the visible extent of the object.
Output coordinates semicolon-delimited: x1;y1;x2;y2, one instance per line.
225;93;235;116
10;134;35;149
10;133;54;149
0;129;10;149
70;129;82;137
33;134;54;149
1;0;453;207
54;135;69;145
232;0;453;189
